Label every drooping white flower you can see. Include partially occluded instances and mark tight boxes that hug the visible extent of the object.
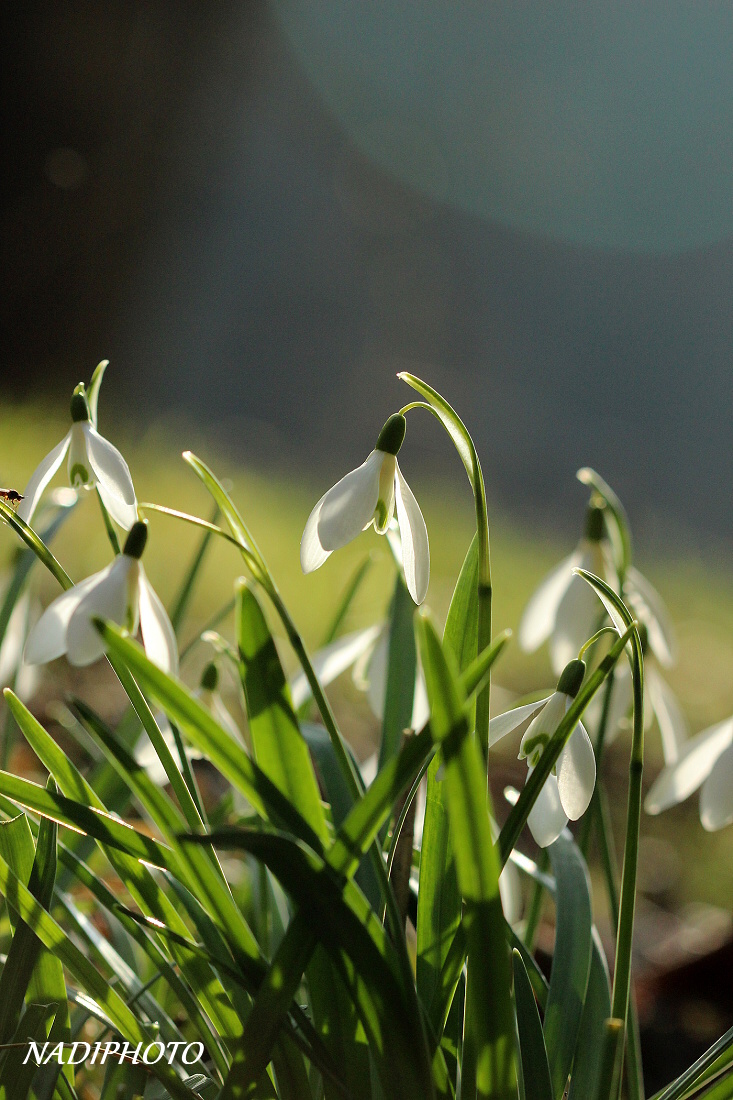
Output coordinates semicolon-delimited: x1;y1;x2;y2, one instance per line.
24;521;177;673
519;506;616;676
17;388;137;530
0;590;40;701
584;622;687;765
489;659;596;847
300;414;429;604
136;661;239;784
352;622;430;731
289;624;383;709
645;716;733;831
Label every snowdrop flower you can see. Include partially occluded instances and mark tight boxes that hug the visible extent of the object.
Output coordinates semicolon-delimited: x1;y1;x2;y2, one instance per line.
301;414;429;604
585;623;687;765
519;506;616;676
352;623;430;730
136;662;239;784
0;590;39;701
24;521;177;673
489;659;596;847
18;388;137;530
645;715;733;831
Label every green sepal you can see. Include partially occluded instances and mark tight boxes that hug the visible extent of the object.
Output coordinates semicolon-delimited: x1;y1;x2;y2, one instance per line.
123;520;148;559
69;392;89;422
375;413;406;455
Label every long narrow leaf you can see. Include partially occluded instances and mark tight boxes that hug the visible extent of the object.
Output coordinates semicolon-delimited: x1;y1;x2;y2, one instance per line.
513;950;553;1100
417;535;477;1033
416;611;515;1099
544;833;593;1099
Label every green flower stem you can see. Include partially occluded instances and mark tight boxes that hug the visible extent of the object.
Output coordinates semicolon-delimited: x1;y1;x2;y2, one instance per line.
577;571;646;1100
579;671;616;857
595;1019;625;1100
95;487;121;555
608;659;644;1100
398;375;492;773
595;783;645;1100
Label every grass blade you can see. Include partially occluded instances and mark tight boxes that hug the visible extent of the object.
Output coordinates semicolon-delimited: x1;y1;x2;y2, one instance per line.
236;579;328;845
417;535;477;1032
416;610;516;1099
543;833;593;1099
512;950;553;1100
378;574;417;770
568;929;612;1100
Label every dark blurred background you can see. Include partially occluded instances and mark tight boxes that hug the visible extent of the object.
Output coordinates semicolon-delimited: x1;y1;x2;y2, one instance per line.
3;1;733;542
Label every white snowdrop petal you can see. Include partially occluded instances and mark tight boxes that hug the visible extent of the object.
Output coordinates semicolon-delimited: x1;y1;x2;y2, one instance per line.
647;666;688;765
394;463;430;604
365;628;390;721
518;551;579;653
0;595;27;684
300;492;332;573
551;546;608;676
97;480;137;531
290;624;382;708
66;560;133;667
625;565;677;667
644;717;733;815
411;664;431;730
557;721;596;820
499;858;523;925
17;433;71;525
700;742;733;831
489;698;550;747
526;768;568;848
84;424;137;507
316;452;382;552
138;568;179;676
209;693;242;743
23;570;106;665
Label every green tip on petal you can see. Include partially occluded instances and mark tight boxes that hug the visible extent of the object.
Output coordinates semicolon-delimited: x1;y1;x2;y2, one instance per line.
375;413;407;456
557;658;586;698
70;392;90;422
123;520;148;559
200;662;219;691
584;503;605;542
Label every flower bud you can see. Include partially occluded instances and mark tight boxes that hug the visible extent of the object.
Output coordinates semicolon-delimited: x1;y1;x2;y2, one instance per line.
70;392;90;423
556;658;586;698
375;413;406;456
200;662;219;691
584;504;605;542
123;520;148;560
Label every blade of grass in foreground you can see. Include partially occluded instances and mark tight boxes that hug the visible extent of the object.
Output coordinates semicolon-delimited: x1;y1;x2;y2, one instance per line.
0;851;197;1100
513;950;553;1100
417;535;477;1037
416;610;515;1100
543;833;593;1099
186;826;436;1100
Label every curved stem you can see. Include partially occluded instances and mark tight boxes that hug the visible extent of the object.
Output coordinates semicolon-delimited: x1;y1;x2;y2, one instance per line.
95;488;121;555
397;374;492;771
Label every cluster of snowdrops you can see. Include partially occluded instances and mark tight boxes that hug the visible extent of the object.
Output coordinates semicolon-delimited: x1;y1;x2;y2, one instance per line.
0;361;731;1100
